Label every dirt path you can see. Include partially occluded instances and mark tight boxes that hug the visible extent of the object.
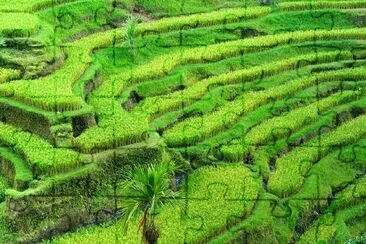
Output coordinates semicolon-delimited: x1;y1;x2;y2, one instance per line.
133;5;156;22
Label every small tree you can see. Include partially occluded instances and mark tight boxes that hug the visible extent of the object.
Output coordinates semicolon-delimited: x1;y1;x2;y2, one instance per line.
124;16;137;56
121;161;176;244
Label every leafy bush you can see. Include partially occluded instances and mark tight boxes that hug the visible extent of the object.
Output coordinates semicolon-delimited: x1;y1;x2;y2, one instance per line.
346;232;366;243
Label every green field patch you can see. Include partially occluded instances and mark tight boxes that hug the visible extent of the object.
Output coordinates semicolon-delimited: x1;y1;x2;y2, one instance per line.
36;0;128;42
269;115;366;197
0;122;83;176
134;51;355;119
191;79;366;162
0;68;21;83
0;10;361;112
0;0;80;12
0;13;39;37
0;147;32;190
47;163;259;243
163;67;366;147
280;0;366;11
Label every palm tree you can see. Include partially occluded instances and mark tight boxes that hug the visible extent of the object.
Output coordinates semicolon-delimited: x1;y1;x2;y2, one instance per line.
121;161;176;244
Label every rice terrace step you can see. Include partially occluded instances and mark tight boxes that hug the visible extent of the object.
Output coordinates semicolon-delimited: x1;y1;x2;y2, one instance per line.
0;0;365;243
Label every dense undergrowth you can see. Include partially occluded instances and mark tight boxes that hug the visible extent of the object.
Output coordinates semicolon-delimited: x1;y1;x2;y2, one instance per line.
0;0;365;243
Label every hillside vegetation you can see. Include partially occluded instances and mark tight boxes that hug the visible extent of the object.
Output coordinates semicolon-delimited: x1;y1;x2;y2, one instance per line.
0;0;365;243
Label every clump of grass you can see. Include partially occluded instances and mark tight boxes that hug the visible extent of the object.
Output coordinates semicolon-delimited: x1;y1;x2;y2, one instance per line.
124;16;138;56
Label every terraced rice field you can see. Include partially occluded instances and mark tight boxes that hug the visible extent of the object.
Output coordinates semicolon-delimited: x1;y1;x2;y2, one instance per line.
0;0;365;243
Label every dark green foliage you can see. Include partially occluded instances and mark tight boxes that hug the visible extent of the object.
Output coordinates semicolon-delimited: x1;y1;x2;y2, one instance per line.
347;233;366;244
0;33;5;47
0;176;7;202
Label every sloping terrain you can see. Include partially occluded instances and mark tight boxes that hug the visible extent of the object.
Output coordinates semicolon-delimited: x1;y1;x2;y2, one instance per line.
0;0;365;243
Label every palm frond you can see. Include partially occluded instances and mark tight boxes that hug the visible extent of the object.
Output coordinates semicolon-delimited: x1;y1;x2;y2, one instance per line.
121;160;176;219
121;202;140;235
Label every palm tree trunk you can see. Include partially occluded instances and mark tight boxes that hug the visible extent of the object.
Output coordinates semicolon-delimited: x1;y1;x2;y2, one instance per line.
141;210;149;244
142;211;159;244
